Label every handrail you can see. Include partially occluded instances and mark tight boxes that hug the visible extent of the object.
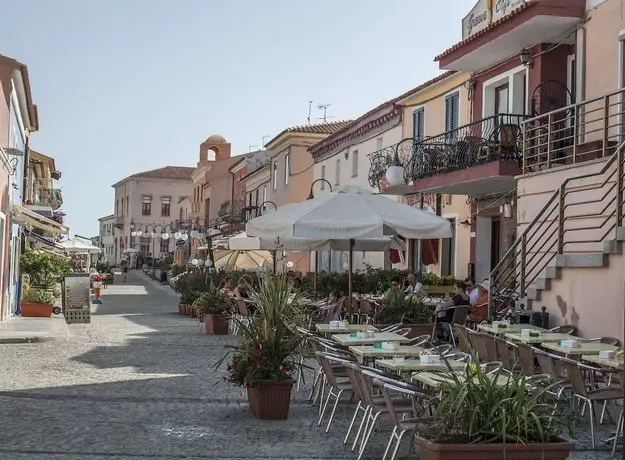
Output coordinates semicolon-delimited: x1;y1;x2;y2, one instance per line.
489;138;625;314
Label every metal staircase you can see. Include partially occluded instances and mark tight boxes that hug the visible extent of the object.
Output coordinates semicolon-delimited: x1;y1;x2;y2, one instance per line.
489;88;625;313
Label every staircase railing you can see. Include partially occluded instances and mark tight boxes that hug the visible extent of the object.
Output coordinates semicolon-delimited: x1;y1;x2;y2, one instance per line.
489;136;625;314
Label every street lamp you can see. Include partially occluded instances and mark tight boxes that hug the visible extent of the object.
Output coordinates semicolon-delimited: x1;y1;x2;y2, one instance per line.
308;179;333;200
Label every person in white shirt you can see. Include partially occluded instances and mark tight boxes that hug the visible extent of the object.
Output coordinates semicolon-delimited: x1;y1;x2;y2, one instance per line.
465;277;479;306
404;272;424;295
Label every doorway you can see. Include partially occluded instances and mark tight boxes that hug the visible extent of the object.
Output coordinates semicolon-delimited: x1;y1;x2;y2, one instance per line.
490;218;501;272
440;218;456;277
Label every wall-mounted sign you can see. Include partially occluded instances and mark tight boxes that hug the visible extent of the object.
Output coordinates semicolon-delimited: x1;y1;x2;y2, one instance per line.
492;0;526;22
462;0;492;39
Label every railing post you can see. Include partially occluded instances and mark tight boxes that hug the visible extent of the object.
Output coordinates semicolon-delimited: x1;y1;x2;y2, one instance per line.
557;184;565;253
520;233;527;295
572;105;577;164
603;95;609;158
522;121;527;174
546;113;553;169
617;146;624;229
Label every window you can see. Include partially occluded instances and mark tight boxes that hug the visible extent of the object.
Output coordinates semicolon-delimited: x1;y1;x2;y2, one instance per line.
320;165;326;189
141;195;152;216
351;150;359;177
272;160;278;190
284;152;290;185
160;238;169;254
126;196;129;215
262;185;267;204
116;199;119;216
335;159;341;186
255;188;259;206
413;107;425;141
376;137;383;151
444;91;460;140
440;218;456;277
161;196;171;217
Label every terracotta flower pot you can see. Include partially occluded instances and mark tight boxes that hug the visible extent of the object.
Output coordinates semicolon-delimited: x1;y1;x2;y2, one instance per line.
246;380;295;420
183;305;193;316
416;436;574;460
20;302;53;318
204;314;229;335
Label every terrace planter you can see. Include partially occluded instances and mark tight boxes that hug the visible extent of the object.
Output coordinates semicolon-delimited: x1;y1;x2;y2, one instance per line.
20;302;53;318
204;314;229;335
425;286;456;296
374;323;435;339
416;436;574;460
247;380;295;420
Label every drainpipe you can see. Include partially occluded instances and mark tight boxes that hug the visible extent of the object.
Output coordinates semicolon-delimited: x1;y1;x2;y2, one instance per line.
20;135;31;254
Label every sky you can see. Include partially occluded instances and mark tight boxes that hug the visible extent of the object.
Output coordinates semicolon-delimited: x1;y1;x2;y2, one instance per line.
1;0;475;236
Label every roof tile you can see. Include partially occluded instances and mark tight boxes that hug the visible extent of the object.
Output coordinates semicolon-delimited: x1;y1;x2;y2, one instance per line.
128;166;195;181
266;121;353;147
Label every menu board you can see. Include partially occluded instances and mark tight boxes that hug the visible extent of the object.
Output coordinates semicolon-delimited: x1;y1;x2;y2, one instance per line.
63;274;91;311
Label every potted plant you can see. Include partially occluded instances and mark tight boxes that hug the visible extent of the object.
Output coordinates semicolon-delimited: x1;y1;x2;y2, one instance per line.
415;361;576;459
20;248;71;288
21;287;57;317
374;293;436;337
216;274;306;419
193;287;233;335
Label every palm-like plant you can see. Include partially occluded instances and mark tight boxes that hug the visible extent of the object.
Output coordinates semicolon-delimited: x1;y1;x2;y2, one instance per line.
216;274;307;388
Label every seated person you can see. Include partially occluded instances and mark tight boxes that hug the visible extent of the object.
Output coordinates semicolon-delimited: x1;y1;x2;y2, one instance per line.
383;277;404;300
220;280;233;295
233;279;250;299
326;290;343;321
465;277;479;306
435;280;470;324
404;272;424;295
468;280;489;323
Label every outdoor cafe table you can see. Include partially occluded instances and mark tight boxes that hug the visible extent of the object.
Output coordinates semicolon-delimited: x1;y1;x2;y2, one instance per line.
316;324;379;334
412;371;511;390
504;332;574;344
376;358;467;373
542;341;618;357
581;354;624;370
349;345;425;359
478;323;546;335
331;331;410;346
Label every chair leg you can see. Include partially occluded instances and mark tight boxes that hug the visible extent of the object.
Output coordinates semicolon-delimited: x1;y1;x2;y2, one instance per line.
326;389;344;433
390;430;406;460
296;355;304;392
318;390;332;426
382;426;397;460
358;411;380;460
308;368;321;402
344;402;362;444
612;410;623;457
588;400;596;450
352;406;370;451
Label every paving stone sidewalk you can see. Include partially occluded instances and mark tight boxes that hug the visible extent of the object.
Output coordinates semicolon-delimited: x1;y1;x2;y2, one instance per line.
0;270;619;459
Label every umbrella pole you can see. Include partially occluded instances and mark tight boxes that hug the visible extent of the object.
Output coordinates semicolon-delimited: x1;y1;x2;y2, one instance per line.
273;250;277;274
348;239;354;319
314;251;318;296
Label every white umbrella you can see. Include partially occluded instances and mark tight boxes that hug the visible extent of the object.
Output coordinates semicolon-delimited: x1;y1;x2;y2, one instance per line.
123;248;139;254
246;186;452;240
59;239;102;254
213;250;273;271
246;185;452;299
227;231;406;252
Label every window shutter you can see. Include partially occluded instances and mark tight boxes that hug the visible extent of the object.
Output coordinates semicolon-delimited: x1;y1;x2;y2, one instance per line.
413;108;425;141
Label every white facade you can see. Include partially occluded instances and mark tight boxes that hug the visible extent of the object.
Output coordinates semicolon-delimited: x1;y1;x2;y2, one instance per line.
98;215;115;264
312;124;403;272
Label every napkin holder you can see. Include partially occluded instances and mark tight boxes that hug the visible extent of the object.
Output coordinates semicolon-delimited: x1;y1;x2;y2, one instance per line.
521;329;533;337
492;321;503;327
329;320;340;327
364;330;375;338
560;339;582;348
392;356;405;363
381;342;399;351
599;350;615;359
420;354;441;365
338;320;349;328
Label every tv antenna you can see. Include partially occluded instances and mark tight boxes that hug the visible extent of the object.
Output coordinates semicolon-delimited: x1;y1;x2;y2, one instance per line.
262;135;271;148
307;100;314;125
249;145;259;152
318;103;333;122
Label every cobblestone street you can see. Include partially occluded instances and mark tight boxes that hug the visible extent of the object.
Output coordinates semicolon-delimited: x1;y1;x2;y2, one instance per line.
0;271;618;459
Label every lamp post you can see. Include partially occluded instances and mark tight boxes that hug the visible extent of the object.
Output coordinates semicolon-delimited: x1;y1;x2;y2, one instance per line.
307;179;332;293
384;149;405;188
308;179;333;200
244;201;279;273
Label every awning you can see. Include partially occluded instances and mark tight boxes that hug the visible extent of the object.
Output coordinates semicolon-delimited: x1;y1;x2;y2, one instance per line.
12;204;69;235
24;228;64;250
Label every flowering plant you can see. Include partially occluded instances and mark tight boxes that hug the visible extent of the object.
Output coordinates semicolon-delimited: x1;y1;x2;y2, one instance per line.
217;274;307;388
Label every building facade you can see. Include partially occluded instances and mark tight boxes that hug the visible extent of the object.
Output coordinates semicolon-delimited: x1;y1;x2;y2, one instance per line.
0;54;39;320
112;166;194;265
98;214;115;264
266;121;352;272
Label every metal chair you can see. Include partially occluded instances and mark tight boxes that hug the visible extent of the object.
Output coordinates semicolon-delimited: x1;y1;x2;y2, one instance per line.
316;352;355;433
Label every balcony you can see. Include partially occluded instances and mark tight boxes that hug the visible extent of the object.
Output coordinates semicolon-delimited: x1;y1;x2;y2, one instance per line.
522;88;625;174
369;114;528;196
32;185;63;210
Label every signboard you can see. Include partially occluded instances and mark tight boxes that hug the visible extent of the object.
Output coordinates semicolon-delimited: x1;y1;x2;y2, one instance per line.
492;0;526;21
63;274;90;311
462;0;492;39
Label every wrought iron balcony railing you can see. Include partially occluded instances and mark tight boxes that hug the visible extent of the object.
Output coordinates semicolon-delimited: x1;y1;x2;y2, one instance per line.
368;113;528;188
404;113;529;182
